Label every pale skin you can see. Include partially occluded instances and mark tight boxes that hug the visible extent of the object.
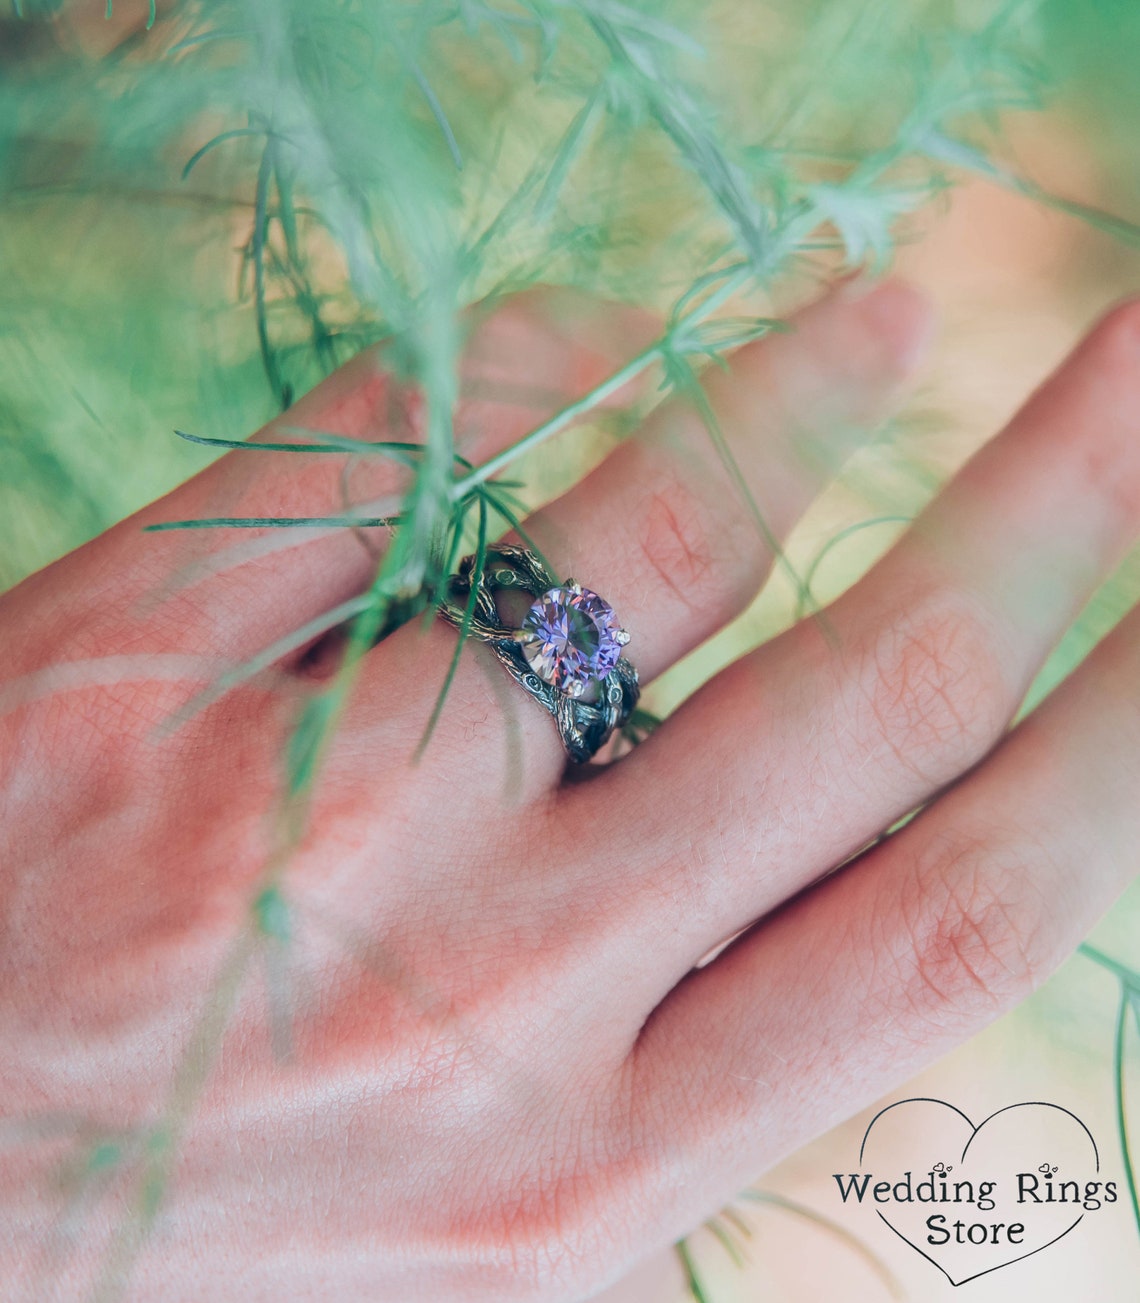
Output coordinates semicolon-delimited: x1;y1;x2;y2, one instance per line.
2;278;1139;1301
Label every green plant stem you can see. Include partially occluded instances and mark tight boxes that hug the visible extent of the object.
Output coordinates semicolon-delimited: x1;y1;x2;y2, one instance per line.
451;341;663;496
414;491;487;761
1113;989;1140;1240
180;127;264;180
794;514;914;620
168;593;374;729
1076;944;1140;1244
705;1215;747;1268
253;136;288;409
1080;943;1140;989
452;261;755;497
88;928;258;1303
674;1238;712;1303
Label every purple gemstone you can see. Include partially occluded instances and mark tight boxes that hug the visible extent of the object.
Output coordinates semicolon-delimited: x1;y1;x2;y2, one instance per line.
519;585;623;693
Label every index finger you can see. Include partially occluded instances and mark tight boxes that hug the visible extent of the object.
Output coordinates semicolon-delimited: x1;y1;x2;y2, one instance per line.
6;290;660;673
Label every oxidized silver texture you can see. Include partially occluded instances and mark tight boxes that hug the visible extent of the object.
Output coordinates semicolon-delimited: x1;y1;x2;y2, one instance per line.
438;543;640;763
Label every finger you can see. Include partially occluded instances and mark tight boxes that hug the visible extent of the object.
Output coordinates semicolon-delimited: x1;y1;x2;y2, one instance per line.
594;296;1140;989
359;280;934;789
9;290;659;670
523;278;934;687
622;572;1140;1236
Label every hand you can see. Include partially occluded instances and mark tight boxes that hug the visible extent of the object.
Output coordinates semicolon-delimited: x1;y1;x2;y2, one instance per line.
3;280;1138;1303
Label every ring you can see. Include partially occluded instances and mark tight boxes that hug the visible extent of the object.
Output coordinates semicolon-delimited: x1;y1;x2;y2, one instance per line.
438;544;640;763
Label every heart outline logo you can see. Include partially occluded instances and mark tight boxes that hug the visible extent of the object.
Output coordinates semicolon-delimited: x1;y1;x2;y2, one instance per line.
856;1097;1101;1286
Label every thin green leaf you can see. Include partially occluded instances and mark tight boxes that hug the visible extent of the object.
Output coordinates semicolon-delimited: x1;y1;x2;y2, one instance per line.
383;10;463;173
180;128;264;181
414;493;488;762
144;515;401;531
457;263;755;503
407;55;463;171
457;156;546;283
253;885;291;943
719;1204;753;1241
535;86;604;220
87;1141;124;1175
286;691;339;800
795;515;913;620
277;566;401;815
587;11;770;268
622;706;662;744
920;131;1140;248
454;341;662;494
165;593;372;731
169;27;251;54
172;428;472;470
669;259;751;324
670;315;785;360
89;930;257;1300
664;350;822;624
1079;943;1140;991
481;486;554;576
252;138;288;409
674;1238;712;1303
1114;988;1140;1241
705;1213;748;1268
273;148;300;267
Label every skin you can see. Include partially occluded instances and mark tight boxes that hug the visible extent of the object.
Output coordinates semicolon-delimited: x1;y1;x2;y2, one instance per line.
1;279;1138;1302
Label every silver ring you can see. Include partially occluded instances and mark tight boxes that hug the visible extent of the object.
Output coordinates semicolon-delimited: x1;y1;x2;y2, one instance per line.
438;544;640;763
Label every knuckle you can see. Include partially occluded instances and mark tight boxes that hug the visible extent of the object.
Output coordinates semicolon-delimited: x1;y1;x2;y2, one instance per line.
894;826;1046;1026
633;461;745;619
1084;297;1140;383
1063;299;1140;519
854;583;1011;782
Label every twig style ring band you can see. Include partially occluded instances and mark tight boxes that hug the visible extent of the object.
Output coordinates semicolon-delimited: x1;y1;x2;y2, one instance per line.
438;544;640;763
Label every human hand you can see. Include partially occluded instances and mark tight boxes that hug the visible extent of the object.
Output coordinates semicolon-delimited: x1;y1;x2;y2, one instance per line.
3;280;1139;1302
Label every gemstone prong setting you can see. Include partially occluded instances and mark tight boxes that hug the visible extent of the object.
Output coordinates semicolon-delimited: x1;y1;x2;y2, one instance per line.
518;582;627;696
438;543;640;763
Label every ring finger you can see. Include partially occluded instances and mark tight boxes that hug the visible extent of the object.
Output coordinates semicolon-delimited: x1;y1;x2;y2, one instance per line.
360;279;934;794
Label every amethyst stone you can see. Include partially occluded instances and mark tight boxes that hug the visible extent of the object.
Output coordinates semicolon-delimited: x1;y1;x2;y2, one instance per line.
517;584;626;696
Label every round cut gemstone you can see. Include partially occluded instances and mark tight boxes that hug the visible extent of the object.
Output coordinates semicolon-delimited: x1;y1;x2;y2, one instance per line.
519;585;622;692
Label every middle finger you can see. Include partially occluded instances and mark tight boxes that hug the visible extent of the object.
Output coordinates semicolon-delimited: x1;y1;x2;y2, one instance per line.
588;296;1140;1007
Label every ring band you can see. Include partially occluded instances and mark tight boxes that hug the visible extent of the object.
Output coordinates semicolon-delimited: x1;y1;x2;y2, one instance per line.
438;544;640;763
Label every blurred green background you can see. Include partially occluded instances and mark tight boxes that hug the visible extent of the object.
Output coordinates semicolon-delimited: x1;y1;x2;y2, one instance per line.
5;0;1140;589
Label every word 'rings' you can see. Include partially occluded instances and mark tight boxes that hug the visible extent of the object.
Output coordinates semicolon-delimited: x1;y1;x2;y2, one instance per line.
438;544;640;763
